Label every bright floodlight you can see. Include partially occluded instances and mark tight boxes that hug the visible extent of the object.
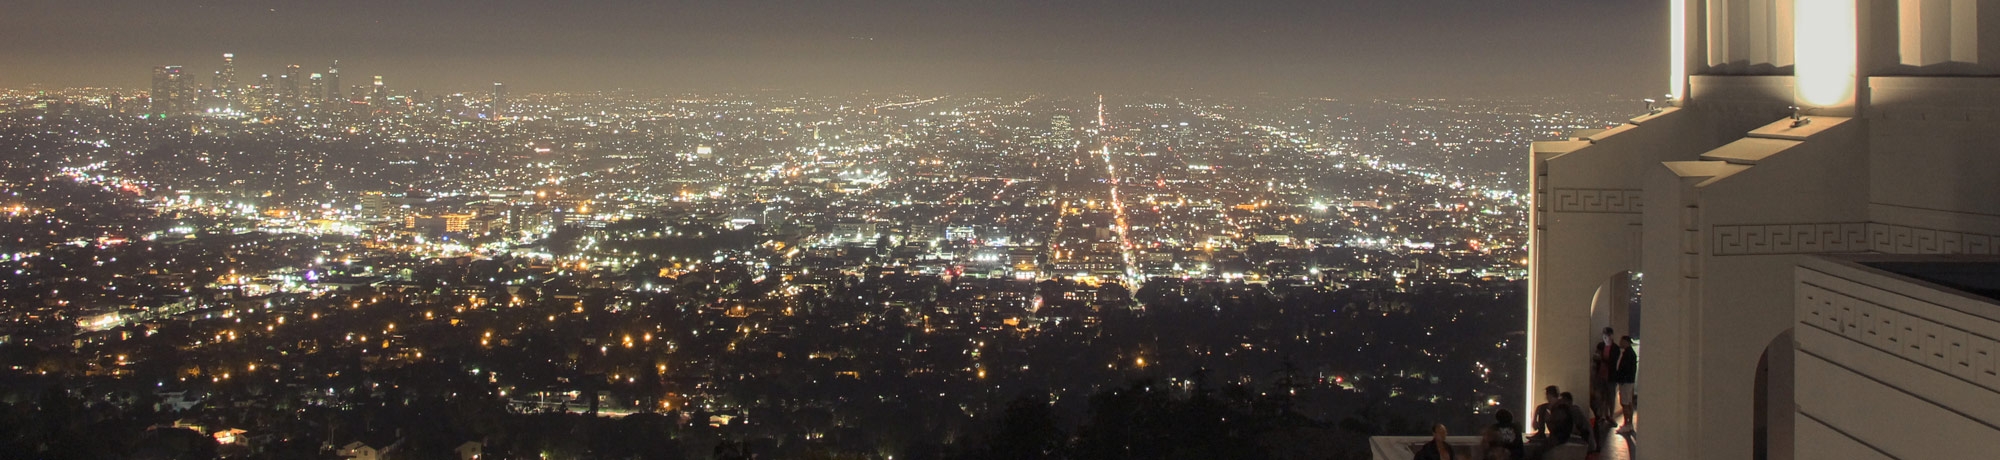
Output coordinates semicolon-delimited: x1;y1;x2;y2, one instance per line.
1669;0;1686;102
1795;0;1858;112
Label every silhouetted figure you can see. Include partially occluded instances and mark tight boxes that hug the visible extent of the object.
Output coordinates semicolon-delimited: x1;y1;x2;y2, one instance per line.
1415;423;1456;460
1592;327;1617;426
1561;391;1593;450
1613;335;1638;434
1482;409;1524;460
1526;386;1577;460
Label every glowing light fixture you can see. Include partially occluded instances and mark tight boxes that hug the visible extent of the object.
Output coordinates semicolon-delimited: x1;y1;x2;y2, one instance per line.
1670;0;1687;102
1795;0;1858;112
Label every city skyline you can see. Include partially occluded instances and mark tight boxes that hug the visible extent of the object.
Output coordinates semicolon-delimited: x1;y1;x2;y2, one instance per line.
1;76;1607;457
19;2;2000;459
5;0;1666;96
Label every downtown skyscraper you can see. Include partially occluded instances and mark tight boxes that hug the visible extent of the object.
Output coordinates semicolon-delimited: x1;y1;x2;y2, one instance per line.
212;53;237;112
326;60;342;103
281;64;302;104
149;65;189;117
490;82;507;120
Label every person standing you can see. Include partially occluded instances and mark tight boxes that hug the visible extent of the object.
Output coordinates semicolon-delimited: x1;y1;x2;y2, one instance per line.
1592;327;1617;426
1613;335;1638;434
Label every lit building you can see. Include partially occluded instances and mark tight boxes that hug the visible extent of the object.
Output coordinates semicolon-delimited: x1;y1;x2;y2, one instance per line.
217;53;235;92
442;213;475;234
282;64;302;103
358;192;393;218
254;74;273;109
1526;2;2000;459
149;65;190;117
490;82;506;120
371;76;389;112
307;73;326;105
213;53;236;111
326;60;342;103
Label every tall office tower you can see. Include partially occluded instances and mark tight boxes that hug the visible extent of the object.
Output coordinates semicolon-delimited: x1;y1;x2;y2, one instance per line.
276;73;291;104
307;73;326;104
325;60;342;103
371;76;388;111
218;53;236;95
149;65;189;117
253;74;273;110
1520;3;2000;459
281;64;303;103
206;70;226;112
211;53;237;111
149;66;171;116
490;82;507;120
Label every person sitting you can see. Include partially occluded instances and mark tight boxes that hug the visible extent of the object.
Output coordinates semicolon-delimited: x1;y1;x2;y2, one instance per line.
1560;391;1593;451
1481;409;1524;460
1496;408;1520;458
1480;427;1510;460
1527;386;1577;460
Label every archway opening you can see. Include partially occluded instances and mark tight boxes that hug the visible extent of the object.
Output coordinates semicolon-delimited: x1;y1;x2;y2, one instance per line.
1754;328;1795;460
1588;271;1641;432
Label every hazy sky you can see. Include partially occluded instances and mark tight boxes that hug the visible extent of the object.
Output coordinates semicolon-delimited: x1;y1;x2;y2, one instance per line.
3;0;1668;97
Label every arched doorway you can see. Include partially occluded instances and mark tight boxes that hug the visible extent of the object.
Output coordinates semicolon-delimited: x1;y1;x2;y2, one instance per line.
1588;271;1641;431
1590;271;1642;343
1753;328;1795;460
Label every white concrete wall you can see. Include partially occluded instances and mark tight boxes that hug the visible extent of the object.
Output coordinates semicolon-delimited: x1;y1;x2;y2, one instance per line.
1866;76;2000;241
1687;75;1798;139
1533;4;2000;459
1640;160;1715;460
1704;0;1798;73
1867;0;2000;75
1637;116;1870;460
1793;256;2000;458
1526;107;1747;417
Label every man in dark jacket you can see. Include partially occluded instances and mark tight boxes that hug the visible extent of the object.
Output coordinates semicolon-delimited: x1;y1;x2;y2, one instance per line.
1612;335;1638;434
1592;327;1617;425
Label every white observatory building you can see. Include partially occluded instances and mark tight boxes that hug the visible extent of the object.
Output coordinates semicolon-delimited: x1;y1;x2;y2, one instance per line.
1527;1;2000;459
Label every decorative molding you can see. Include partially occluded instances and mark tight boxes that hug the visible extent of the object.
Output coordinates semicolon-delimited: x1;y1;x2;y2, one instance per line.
1867;222;1997;255
1712;222;1998;256
1551;188;1643;214
1713;223;1871;255
1797;280;2000;393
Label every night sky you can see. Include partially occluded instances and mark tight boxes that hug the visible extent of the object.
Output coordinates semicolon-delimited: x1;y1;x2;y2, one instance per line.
4;0;1667;97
